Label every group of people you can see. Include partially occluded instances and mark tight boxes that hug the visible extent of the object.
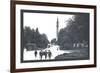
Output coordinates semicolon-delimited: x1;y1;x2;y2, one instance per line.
34;50;52;60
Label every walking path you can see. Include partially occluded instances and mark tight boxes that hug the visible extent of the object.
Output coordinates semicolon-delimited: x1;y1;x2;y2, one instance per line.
24;45;72;61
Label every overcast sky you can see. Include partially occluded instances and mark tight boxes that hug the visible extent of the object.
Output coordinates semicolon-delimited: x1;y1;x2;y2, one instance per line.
24;13;74;41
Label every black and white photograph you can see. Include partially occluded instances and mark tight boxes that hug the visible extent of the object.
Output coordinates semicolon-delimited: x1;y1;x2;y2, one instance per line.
11;1;96;72
21;10;90;62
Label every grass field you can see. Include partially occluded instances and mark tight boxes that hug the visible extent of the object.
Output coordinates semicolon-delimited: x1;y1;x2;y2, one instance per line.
55;48;89;60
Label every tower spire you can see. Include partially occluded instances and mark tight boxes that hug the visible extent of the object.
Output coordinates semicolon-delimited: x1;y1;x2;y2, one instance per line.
56;17;59;41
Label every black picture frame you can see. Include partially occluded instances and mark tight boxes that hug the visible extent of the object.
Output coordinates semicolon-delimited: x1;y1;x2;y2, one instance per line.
11;0;96;73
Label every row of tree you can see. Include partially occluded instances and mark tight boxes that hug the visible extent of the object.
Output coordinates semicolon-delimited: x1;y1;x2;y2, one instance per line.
23;27;49;50
57;13;89;50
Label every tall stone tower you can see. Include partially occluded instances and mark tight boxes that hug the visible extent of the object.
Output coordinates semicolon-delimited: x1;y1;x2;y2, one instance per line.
56;17;59;41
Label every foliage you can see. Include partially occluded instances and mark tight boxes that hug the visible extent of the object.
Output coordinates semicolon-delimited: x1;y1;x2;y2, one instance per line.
51;38;57;45
23;26;49;50
58;13;89;50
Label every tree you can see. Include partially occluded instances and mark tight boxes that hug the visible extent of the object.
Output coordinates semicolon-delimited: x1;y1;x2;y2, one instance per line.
23;26;49;50
24;26;33;48
58;13;89;50
51;38;57;45
38;34;49;48
67;13;89;42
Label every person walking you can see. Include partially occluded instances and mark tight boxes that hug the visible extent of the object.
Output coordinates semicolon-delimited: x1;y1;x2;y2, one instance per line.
39;50;43;60
34;50;37;58
44;50;47;59
48;50;52;59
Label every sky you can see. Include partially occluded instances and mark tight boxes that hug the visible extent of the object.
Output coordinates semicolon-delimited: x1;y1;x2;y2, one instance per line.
24;13;74;41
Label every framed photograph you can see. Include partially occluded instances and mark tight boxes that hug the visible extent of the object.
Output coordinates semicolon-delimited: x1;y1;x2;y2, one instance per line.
11;0;96;72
